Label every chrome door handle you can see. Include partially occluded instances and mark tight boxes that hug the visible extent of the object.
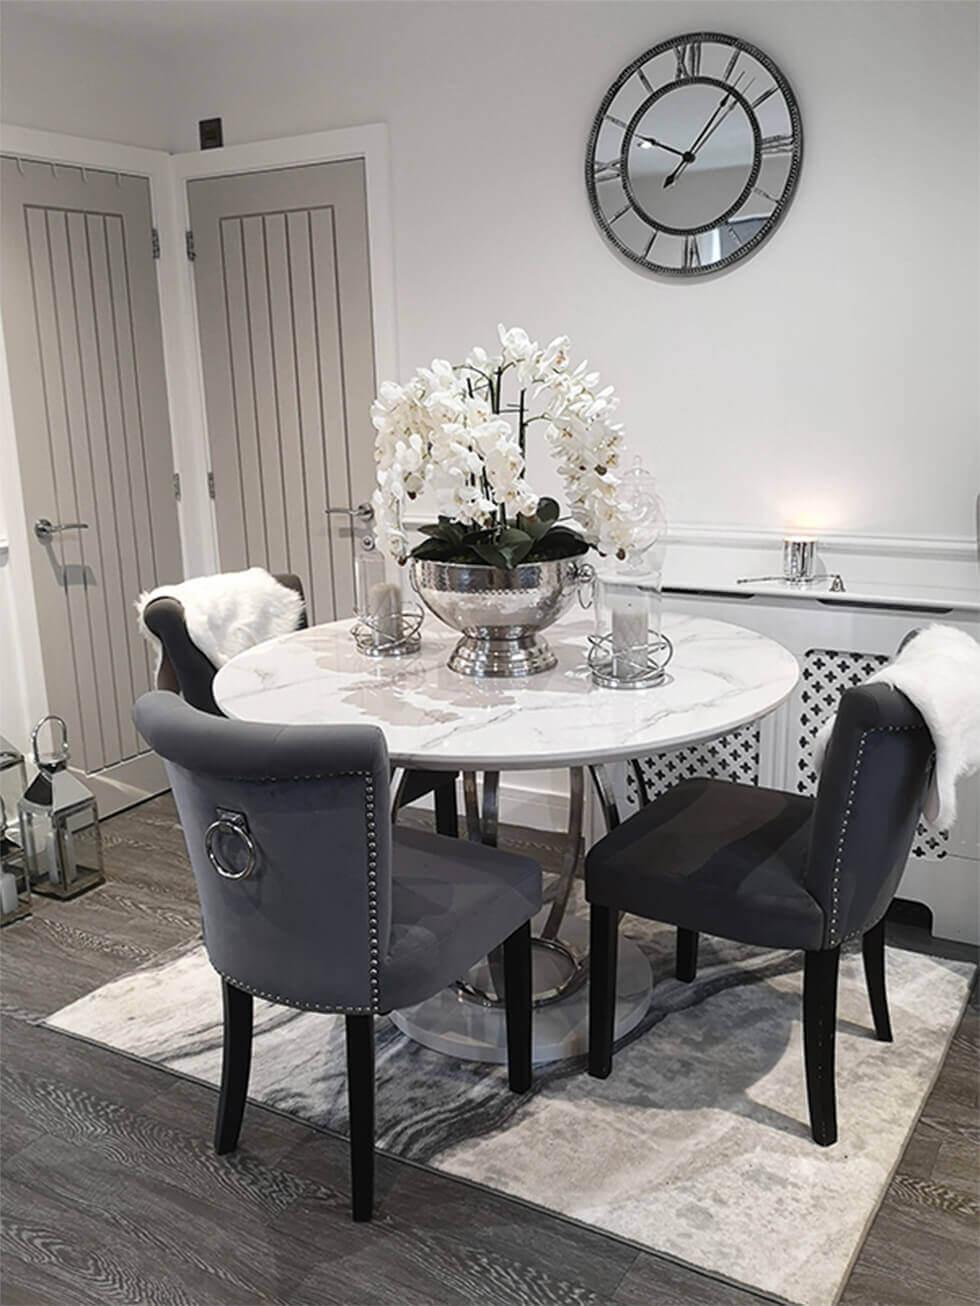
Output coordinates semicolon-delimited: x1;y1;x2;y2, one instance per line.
34;518;89;541
325;503;374;521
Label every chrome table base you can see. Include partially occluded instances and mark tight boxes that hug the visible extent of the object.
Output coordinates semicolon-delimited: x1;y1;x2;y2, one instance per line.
389;762;654;1064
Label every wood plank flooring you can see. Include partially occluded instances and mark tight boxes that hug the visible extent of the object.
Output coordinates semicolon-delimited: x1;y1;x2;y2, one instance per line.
1;794;977;1305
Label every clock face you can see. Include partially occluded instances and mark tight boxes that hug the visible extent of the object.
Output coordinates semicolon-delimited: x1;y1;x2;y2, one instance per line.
586;33;803;276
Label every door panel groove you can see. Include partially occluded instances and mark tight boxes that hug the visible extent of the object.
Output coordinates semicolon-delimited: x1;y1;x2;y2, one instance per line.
217;220;250;566
65;209;125;763
46;208;107;771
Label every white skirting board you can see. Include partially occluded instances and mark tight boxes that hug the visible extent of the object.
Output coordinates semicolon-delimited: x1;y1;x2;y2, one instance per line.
898;853;980;946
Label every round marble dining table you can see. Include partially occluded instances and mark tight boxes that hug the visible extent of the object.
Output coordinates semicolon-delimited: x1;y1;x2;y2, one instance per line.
214;610;799;1062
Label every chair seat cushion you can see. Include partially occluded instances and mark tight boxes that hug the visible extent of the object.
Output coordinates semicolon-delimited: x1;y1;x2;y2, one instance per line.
380;827;542;1011
586;779;825;950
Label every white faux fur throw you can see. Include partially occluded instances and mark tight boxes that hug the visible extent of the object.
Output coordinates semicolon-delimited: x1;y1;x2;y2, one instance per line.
137;567;304;675
812;624;980;831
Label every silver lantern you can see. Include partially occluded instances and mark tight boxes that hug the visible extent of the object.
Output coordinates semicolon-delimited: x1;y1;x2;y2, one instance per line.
0;794;31;927
17;715;105;899
0;734;28;830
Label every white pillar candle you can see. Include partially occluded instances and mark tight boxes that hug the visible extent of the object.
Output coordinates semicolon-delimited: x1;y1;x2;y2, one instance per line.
0;870;19;915
609;589;648;680
368;580;403;643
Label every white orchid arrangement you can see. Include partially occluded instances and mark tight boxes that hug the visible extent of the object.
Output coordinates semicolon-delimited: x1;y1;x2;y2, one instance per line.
371;325;639;569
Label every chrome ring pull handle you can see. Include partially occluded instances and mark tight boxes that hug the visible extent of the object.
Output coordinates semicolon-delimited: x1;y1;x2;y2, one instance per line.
204;810;257;881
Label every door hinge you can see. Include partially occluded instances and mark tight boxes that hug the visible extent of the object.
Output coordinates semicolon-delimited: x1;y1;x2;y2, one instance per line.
172;472;181;501
207;470;216;499
185;229;196;262
151;226;161;260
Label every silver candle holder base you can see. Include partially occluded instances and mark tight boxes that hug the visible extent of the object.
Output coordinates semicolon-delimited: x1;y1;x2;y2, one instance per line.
588;631;673;689
351;606;423;657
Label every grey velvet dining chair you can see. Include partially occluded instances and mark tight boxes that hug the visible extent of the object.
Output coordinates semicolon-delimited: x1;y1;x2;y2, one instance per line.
133;691;541;1221
141;570;460;836
586;682;935;1146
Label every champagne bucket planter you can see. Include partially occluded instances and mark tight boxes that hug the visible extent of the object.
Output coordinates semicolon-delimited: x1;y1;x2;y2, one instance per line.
411;556;590;678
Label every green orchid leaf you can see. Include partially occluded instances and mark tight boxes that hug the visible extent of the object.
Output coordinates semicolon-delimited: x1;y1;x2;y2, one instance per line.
410;536;458;562
470;527;534;569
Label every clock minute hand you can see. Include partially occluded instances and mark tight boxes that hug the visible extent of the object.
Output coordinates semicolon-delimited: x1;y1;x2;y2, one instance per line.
663;73;748;189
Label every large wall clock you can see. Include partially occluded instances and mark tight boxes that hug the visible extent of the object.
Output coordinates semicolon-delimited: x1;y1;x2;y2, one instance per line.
586;33;803;276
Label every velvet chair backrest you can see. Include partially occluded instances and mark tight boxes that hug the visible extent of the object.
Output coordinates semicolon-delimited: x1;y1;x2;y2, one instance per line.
133;691;392;1014
805;682;934;948
142;572;307;715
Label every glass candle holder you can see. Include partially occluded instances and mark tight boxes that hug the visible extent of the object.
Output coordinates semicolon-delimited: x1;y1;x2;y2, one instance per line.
352;539;422;656
589;571;672;689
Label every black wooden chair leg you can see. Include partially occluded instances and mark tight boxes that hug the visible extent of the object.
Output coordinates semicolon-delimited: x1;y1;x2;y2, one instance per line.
503;921;533;1092
588;905;618;1079
214;980;253;1155
862;918;893;1042
434;779;459;838
803;947;841;1147
345;1014;375;1222
676;928;699;982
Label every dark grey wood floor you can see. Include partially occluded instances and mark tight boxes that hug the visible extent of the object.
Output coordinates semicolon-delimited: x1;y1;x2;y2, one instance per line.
1;794;977;1305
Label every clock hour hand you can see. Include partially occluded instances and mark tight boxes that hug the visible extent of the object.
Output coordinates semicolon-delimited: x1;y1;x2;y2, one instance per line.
634;134;695;162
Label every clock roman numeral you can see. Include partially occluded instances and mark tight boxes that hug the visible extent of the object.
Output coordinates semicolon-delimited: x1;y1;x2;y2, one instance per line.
643;231;658;260
637;67;653;94
752;86;777;109
723;48;741;83
609;202;631;224
753;185;780;205
605;114;629;129
761;134;795;155
594;158;622;181
675;42;701;79
683;236;701;269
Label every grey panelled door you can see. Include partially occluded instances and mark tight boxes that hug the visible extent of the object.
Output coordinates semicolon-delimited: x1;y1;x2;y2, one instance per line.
1;157;182;810
187;160;377;624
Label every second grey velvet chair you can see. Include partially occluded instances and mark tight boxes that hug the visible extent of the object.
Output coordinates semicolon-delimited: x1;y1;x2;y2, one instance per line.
142;570;460;836
133;691;541;1221
586;682;935;1147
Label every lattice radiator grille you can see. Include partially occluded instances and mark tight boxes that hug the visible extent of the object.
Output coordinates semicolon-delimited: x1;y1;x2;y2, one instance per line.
627;725;761;810
796;648;947;861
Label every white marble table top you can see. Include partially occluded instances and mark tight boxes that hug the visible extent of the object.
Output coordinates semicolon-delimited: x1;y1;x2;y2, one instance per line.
213;612;799;771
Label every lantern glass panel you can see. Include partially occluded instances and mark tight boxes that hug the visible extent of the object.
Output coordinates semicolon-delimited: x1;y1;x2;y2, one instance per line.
0;736;28;836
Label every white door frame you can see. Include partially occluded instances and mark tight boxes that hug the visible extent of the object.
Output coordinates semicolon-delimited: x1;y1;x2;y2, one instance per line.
0;121;398;754
169;123;399;572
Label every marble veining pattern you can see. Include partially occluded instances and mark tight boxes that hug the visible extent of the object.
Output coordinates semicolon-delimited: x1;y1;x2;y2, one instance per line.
212;613;801;770
47;908;973;1306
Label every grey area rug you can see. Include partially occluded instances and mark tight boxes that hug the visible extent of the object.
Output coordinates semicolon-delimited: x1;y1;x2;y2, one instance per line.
46;903;973;1306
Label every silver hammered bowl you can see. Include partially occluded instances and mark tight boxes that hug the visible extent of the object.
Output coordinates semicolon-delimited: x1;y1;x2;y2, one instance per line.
410;556;590;677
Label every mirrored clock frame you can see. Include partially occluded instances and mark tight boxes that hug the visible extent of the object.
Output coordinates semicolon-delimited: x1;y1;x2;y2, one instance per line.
586;33;803;276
